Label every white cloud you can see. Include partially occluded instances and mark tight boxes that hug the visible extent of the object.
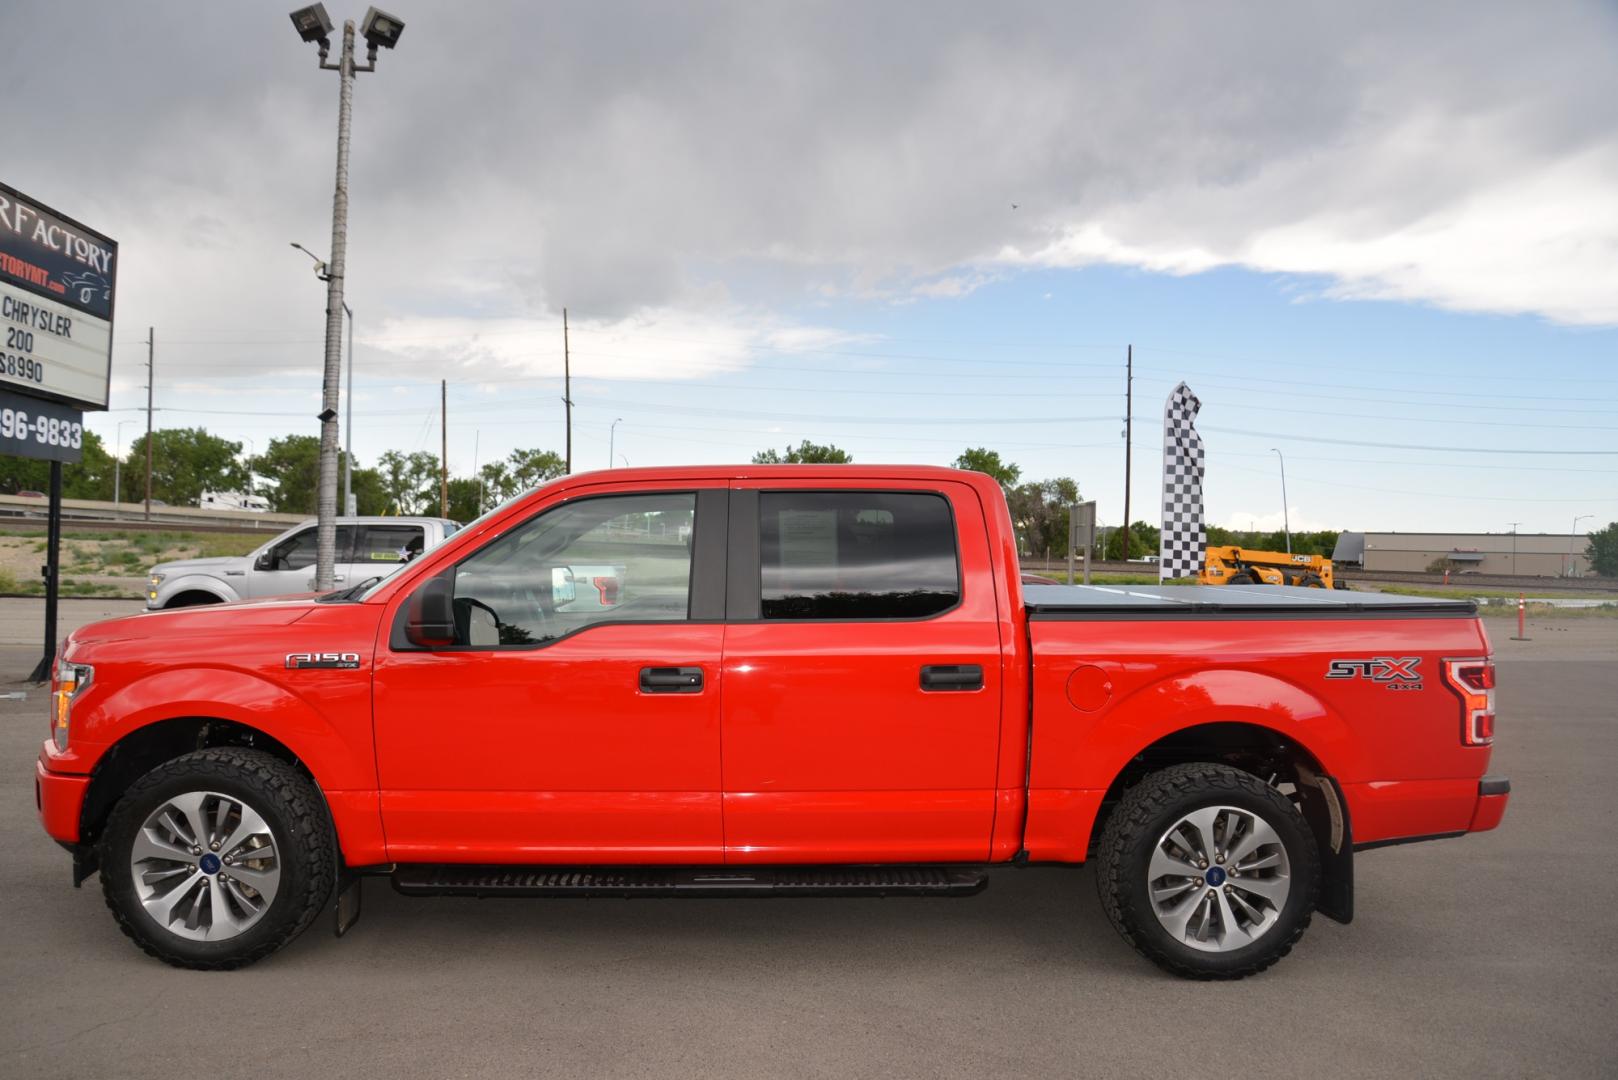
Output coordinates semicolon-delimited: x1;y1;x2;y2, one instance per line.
370;307;869;384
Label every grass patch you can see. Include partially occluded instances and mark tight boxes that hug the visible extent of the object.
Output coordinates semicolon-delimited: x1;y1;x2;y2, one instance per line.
1029;571;1196;586
1377;585;1618;601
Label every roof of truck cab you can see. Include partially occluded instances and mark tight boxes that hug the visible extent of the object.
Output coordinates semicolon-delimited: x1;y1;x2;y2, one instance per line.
557;464;989;483
1023;583;1476;617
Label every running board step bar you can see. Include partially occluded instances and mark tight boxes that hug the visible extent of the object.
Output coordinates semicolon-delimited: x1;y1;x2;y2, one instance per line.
392;865;988;898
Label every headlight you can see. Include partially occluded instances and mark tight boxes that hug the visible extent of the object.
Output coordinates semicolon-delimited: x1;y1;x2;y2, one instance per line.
147;573;164;602
51;661;93;752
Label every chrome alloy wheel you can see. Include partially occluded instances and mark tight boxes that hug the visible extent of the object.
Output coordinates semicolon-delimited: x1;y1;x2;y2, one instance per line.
1147;804;1291;952
129;790;281;941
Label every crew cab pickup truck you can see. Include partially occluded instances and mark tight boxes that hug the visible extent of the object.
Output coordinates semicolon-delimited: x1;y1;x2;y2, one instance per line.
145;516;459;609
36;466;1509;977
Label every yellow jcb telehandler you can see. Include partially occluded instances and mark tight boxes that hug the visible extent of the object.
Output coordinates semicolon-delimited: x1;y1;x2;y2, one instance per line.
1198;546;1344;589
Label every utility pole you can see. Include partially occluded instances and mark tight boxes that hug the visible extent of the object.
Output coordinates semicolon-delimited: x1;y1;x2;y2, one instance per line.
290;5;405;591
1121;344;1133;561
144;327;154;520
439;379;448;516
563;307;573;473
1507;521;1522;576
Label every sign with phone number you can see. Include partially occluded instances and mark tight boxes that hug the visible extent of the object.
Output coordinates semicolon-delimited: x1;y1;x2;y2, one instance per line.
0;388;83;463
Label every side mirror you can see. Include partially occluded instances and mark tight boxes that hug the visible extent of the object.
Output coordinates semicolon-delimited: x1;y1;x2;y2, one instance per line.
405;573;456;648
551;566;576;603
254;552;273;572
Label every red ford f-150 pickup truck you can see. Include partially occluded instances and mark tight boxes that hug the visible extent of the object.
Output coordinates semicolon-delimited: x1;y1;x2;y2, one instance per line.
35;465;1509;977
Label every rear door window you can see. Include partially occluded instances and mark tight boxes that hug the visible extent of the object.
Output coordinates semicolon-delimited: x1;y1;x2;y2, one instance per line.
758;491;960;619
356;524;426;564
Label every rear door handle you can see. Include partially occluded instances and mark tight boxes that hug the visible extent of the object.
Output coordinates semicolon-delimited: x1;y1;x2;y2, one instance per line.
640;666;704;693
920;664;983;691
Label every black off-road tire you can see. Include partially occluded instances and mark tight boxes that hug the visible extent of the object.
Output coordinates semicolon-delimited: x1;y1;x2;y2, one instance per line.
99;748;336;970
1094;762;1320;979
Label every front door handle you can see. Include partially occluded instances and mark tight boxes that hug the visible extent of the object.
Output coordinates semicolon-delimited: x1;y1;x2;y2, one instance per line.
921;664;983;691
640;666;704;693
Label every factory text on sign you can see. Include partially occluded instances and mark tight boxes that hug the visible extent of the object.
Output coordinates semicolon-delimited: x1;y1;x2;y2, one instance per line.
0;182;117;410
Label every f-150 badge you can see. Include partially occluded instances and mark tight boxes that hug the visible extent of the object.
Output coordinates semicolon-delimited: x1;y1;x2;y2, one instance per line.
285;651;362;670
1325;656;1422;689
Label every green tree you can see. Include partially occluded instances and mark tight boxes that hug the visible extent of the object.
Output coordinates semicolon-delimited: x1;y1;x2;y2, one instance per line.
1006;477;1080;556
479;448;567;505
445;476;482;523
0;431;115;499
349;466;389;515
752;440;853;464
376;450;442;514
1104;521;1161;561
124;427;248;506
952;447;1020;489
1587;521;1618;577
250;435;339;514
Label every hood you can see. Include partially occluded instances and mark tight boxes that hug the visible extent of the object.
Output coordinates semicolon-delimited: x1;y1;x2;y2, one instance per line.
67;597;318;649
150;555;251;575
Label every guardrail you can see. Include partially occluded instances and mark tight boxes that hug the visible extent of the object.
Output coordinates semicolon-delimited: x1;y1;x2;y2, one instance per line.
0;494;304;534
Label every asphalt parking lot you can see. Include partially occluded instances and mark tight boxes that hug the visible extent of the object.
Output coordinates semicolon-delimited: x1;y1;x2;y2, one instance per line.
1;599;1613;1079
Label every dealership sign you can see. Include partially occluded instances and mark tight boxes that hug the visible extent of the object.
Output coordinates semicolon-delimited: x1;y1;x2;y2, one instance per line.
0;182;116;411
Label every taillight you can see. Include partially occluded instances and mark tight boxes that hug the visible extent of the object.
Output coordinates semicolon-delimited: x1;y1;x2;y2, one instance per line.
592;576;620;606
1443;658;1495;746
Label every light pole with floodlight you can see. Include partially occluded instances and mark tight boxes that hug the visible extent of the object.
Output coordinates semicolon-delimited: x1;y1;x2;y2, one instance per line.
292;241;355;515
1270;448;1290;555
113;419;137;514
289;3;404;588
1570;514;1593;577
610;418;623;467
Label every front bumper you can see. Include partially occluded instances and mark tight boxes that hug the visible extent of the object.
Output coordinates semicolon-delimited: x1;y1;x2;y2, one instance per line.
36;758;89;844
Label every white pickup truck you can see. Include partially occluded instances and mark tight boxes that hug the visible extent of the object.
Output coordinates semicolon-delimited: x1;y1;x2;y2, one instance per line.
145;517;460;609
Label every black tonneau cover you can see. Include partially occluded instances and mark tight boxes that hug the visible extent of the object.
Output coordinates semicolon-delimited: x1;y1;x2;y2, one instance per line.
1024;583;1476;618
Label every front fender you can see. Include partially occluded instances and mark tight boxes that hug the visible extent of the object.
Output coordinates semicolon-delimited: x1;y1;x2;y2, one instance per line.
70;665;376;792
153;574;240;607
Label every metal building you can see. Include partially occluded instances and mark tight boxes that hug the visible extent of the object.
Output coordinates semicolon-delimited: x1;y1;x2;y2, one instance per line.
1335;531;1593;577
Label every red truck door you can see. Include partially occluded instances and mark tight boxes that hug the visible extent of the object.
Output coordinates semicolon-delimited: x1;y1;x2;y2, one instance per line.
371;485;729;863
720;482;1004;863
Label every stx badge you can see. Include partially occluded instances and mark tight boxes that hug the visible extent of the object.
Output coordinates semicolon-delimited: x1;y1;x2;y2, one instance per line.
1326;656;1423;690
285;651;362;670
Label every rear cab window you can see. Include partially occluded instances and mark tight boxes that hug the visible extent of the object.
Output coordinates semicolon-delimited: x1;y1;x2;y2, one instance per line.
758;491;960;619
356;524;426;564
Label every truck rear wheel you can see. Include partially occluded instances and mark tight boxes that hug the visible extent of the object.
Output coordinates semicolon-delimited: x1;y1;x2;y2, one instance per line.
99;748;335;970
1094;762;1319;979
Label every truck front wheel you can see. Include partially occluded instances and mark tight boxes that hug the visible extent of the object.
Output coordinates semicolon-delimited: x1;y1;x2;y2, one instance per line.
98;748;336;970
1094;762;1320;979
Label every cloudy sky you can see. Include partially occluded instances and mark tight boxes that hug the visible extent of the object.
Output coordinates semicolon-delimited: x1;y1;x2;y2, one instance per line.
5;0;1615;533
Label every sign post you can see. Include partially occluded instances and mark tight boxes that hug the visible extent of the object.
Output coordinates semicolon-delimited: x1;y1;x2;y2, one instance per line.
0;183;117;681
1069;500;1097;585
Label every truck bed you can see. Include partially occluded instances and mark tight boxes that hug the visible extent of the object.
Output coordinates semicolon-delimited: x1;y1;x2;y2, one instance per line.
1023;583;1476;617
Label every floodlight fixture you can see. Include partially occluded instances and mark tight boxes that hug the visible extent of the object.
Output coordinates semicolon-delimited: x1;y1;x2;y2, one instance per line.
289;4;334;45
361;7;405;51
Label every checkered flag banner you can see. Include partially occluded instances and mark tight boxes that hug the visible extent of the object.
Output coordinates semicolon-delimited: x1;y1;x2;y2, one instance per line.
1159;381;1207;581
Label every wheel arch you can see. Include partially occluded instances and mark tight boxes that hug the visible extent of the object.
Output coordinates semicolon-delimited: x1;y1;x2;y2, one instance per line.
1088;716;1354;925
71;666;382;871
79;715;313;850
156;575;238;607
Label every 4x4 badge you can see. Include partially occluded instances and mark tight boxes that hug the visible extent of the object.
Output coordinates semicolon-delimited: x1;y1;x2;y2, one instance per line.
285;652;361;670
